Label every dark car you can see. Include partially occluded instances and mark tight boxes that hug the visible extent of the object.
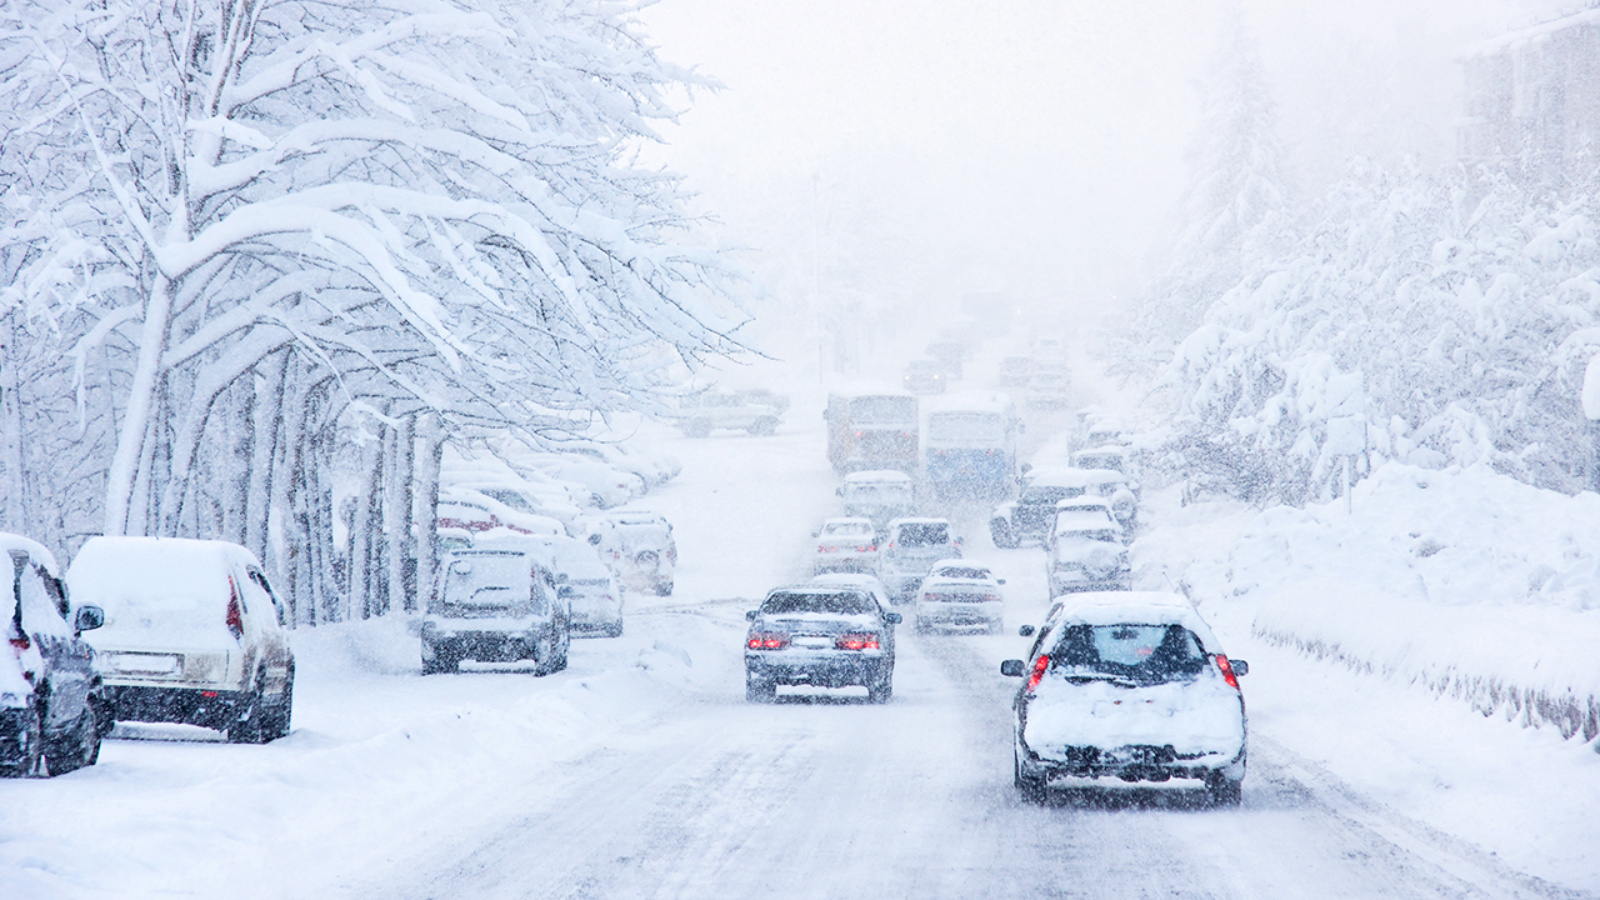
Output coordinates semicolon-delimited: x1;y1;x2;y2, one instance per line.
422;537;572;675
2;533;109;777
990;468;1092;548
744;586;902;703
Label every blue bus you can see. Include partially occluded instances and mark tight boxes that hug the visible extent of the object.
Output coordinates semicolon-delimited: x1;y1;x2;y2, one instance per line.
922;392;1020;501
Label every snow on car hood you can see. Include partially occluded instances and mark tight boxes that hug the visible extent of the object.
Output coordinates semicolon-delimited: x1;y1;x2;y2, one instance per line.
1024;667;1244;756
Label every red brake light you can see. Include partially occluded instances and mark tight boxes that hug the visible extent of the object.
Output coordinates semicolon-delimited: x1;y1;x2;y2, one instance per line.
1025;655;1050;693
747;632;790;651
8;636;29;652
1215;654;1240;690
835;633;880;651
226;576;244;640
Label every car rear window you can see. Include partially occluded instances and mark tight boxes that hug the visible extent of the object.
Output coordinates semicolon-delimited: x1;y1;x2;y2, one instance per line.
1021;485;1082;505
1050;623;1207;684
894;523;949;546
438;552;540;615
935;566;988;580
762;591;875;616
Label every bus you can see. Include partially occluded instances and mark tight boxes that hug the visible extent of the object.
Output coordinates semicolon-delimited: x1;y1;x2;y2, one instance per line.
825;386;919;474
922;392;1020;500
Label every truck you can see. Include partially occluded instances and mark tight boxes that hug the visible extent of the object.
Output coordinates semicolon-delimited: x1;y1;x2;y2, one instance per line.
921;392;1020;501
825;386;919;474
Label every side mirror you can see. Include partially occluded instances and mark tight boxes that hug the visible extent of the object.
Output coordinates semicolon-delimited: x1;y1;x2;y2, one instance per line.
1017;624;1035;637
74;605;105;633
557;585;576;601
587;533;601;546
1231;659;1249;677
811;530;820;538
996;578;1006;586
745;609;758;621
1000;659;1026;677
885;612;902;625
835;487;843;497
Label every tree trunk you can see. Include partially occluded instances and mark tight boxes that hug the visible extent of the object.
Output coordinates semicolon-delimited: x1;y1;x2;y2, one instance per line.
104;275;175;536
385;414;415;615
245;352;287;563
1;312;26;533
414;411;444;616
347;432;384;621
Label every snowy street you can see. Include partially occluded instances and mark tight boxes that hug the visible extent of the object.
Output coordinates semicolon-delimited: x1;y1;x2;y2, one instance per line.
5;413;1594;899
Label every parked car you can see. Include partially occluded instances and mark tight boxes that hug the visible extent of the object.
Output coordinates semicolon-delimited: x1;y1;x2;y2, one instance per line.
560;441;681;489
69;537;295;744
1025;369;1071;408
1053;497;1128;544
999;355;1033;386
582;511;676;595
914;559;1006;634
437;488;564;536
525;455;645;509
422;536;572;675
902;358;946;395
1046;511;1130;595
1001;591;1249;805
744;584;901;703
543;536;623;637
839;469;916;534
990;468;1095;548
812;517;879;575
1;534;108;777
878;518;961;603
1073;446;1139;495
669;389;788;437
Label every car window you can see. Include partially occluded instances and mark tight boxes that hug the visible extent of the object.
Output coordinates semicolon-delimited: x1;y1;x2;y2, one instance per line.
1050;624;1208;684
247;567;288;627
935;566;988;580
894;523;949;546
761;591;875;616
16;562;71;639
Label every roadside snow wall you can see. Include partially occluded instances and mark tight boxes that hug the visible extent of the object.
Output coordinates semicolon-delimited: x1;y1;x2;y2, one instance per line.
1196;463;1600;742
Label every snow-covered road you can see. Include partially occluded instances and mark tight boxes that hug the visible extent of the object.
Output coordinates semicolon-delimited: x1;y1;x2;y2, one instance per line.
2;407;1594;899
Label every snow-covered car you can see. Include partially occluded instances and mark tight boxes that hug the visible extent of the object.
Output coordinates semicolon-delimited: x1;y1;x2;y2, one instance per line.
526;455;645;509
1001;591;1249;805
561;441;681;489
669;389;788;437
2;534;108;777
914;559;1006;634
839;469;916;534
999;355;1033;386
70;537;295;744
812;517;879;575
438;488;565;536
583;511;676;595
878;518;962;603
1046;511;1130;595
544;536;623;637
422;537;572;675
990;469;1096;548
447;479;584;528
1073;446;1139;495
744;585;902;703
1025;369;1072;408
1053;497;1127;544
902;358;946;395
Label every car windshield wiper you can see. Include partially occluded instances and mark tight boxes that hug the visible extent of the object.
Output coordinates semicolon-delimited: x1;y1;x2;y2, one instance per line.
1061;670;1139;688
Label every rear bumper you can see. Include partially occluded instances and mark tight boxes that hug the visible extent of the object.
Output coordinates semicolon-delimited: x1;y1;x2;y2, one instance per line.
746;652;891;688
106;684;248;730
917;602;1002;628
813;555;877;574
424;629;554;663
1021;738;1246;784
1049;570;1131;594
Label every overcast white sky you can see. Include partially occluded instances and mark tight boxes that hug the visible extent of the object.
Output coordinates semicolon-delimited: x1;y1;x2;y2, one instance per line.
636;0;1578;356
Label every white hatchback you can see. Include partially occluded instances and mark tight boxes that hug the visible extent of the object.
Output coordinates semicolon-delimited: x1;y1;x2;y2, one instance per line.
914;560;1006;634
1001;591;1249;806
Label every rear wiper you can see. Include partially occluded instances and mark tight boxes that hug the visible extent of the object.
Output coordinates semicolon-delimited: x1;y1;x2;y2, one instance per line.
1062;671;1139;688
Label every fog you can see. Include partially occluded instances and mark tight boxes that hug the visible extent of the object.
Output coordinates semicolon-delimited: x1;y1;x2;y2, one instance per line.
639;0;1579;366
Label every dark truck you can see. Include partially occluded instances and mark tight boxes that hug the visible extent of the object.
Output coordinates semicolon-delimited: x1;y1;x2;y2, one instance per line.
825;387;918;474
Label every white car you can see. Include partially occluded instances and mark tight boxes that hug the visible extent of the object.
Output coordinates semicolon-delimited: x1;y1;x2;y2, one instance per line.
545;536;624;637
1047;512;1129;595
812;517;879;575
70;537;295;744
1052;497;1127;544
583;511;676;595
530;456;645;509
1002;591;1249;805
878;518;962;603
438;488;564;537
1025;369;1072;408
914;559;1006;634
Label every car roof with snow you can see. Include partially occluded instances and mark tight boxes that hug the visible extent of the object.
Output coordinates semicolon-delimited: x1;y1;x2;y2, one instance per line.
822;517;875;530
927;560;995;580
0;532;60;577
1041;591;1223;650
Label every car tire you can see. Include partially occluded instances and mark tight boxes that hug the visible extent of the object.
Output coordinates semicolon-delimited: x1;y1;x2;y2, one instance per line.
226;675;267;744
45;707;101;776
655;580;673;597
1205;771;1242;807
0;709;43;778
867;671;893;704
745;674;776;703
604;620;624;638
1015;747;1047;804
747;417;777;436
258;665;294;743
685;419;712;438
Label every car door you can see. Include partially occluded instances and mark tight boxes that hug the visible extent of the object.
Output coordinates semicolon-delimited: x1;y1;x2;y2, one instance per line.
243;566;292;692
18;559;91;729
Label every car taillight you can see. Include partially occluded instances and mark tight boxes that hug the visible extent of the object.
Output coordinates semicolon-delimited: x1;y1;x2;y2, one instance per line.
747;632;789;650
1025;655;1050;693
226;577;244;640
857;545;874;553
7;635;28;652
1215;654;1240;690
818;545;830;553
982;594;1002;603
835;633;880;651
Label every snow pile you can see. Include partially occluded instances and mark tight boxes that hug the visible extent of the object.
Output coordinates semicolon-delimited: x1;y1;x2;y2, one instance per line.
1178;463;1600;742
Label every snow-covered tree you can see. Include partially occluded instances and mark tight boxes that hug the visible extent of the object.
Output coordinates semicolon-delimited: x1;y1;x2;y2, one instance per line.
0;0;744;619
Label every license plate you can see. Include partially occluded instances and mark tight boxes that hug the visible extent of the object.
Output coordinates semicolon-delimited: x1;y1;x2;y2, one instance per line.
111;653;182;675
793;636;832;650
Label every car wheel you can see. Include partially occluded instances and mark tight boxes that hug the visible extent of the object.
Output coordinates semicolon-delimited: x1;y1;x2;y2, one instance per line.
747;417;777;436
685;419;712;438
1015;747;1047;804
45;707;101;775
605;620;624;638
867;671;893;704
258;665;294;742
0;709;43;778
226;674;267;744
1205;771;1242;807
745;674;776;703
655;580;673;597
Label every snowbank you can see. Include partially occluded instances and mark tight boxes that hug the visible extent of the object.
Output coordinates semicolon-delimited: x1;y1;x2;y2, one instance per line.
1168;463;1600;743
